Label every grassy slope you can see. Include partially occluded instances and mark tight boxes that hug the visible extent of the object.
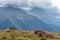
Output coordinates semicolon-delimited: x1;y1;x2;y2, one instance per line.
0;29;60;40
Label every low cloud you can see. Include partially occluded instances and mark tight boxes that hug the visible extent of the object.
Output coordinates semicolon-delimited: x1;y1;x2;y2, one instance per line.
0;0;53;10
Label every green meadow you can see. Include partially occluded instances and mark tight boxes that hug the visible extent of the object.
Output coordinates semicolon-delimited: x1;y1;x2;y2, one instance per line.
0;29;60;40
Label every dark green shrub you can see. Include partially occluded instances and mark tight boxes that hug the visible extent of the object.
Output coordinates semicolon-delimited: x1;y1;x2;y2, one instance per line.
40;38;47;40
2;37;7;39
11;36;15;40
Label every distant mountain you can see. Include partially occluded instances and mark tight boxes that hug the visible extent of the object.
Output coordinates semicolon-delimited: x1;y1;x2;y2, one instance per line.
28;7;60;29
29;7;57;17
0;6;60;32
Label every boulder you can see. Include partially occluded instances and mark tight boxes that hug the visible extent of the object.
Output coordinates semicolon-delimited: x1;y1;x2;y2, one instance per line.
34;30;54;38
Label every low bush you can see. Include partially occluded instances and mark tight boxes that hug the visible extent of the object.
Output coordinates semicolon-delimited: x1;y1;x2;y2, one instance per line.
40;38;47;40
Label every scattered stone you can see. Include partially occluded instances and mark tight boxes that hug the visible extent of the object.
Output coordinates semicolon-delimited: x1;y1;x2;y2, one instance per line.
34;30;54;38
5;26;16;32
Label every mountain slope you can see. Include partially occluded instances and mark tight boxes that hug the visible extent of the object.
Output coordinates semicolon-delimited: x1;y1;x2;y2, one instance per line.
28;7;59;26
0;6;60;32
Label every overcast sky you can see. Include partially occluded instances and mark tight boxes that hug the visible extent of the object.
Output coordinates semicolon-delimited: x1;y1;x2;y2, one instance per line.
0;0;59;10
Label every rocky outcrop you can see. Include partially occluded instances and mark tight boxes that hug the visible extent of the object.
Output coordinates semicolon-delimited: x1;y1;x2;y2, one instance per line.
34;30;54;38
5;26;16;32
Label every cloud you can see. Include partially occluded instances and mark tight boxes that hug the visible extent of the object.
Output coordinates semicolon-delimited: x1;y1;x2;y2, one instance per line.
0;0;60;11
0;0;53;10
51;0;60;10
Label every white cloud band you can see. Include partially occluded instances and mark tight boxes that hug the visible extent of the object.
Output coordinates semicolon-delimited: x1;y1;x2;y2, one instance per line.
0;0;53;10
0;0;60;11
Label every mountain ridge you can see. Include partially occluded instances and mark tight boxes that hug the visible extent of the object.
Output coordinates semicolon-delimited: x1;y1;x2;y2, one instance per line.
0;6;60;32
